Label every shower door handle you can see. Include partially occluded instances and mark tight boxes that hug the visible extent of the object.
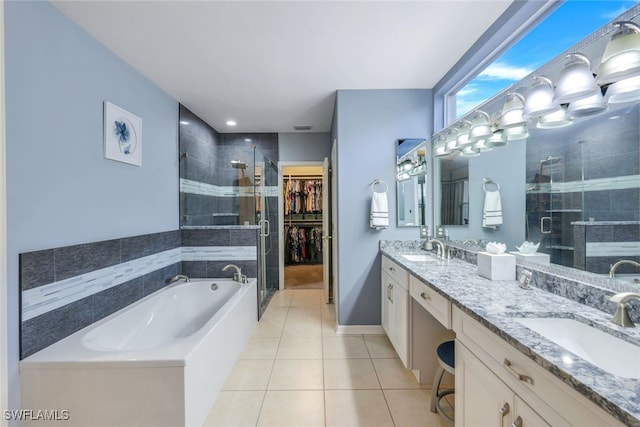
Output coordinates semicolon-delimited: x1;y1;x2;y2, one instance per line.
540;216;552;234
259;219;270;237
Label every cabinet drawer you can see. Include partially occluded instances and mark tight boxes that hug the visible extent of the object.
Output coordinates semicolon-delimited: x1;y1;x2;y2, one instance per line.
381;255;408;290
409;275;451;328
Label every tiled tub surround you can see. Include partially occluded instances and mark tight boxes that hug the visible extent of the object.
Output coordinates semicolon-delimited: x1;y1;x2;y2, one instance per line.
21;227;259;358
380;241;640;426
573;221;640;275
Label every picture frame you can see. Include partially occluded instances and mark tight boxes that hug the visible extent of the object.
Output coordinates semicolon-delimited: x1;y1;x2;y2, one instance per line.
104;101;142;166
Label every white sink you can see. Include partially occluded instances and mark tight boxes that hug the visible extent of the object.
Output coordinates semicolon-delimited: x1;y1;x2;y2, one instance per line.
401;254;439;262
515;317;640;379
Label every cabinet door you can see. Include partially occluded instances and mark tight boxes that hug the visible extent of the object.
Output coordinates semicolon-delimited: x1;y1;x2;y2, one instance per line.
392;279;408;366
513;396;550;427
456;341;513;427
381;271;394;339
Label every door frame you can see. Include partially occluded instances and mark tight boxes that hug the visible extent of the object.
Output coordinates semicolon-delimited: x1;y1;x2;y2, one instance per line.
277;161;324;291
1;1;9;423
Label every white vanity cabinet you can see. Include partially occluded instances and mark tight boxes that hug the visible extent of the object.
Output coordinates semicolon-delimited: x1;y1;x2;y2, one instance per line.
381;255;409;367
453;306;625;427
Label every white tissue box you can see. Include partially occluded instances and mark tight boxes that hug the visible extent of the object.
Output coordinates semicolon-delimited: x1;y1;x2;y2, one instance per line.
477;252;516;281
509;251;550;266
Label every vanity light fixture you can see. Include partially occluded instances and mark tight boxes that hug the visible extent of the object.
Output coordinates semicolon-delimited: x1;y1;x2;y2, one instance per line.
433;134;448;156
398;157;414;173
567;91;607;117
459;145;480;157
523;76;560;117
499;93;529;128
456;120;473;148
537;106;573;129
503;125;529;141
605;74;640;103
553;53;600;104
488;130;508;147
444;128;459;152
596;21;640;85
469;111;493;142
397;171;411;182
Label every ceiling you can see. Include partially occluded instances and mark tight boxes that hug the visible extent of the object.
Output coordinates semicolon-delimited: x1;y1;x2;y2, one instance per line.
52;1;513;133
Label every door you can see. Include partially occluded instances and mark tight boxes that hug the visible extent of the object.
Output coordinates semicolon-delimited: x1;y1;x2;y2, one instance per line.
322;157;331;303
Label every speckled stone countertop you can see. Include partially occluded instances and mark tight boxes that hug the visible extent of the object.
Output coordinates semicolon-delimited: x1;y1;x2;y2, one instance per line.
380;242;640;427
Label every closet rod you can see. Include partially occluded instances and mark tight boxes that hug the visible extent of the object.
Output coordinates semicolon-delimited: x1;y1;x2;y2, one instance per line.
284;175;323;179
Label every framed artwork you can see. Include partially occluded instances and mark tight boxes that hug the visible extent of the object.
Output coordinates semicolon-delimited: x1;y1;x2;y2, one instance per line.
104;101;142;166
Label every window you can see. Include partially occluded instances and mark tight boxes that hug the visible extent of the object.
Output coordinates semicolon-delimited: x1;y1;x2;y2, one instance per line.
455;0;639;119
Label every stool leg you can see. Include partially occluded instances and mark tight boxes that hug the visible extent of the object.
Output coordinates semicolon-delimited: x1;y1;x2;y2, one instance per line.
430;366;445;413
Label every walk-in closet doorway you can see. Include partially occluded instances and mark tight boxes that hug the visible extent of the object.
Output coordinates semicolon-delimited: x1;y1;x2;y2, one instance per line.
278;160;332;303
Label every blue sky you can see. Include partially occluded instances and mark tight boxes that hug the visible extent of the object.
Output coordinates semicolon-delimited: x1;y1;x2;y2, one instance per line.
456;0;639;117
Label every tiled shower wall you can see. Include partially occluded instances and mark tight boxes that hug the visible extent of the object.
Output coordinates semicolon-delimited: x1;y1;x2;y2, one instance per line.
20;228;259;358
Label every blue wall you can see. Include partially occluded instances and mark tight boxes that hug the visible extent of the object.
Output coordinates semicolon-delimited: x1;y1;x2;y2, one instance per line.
335;89;432;325
5;1;178;411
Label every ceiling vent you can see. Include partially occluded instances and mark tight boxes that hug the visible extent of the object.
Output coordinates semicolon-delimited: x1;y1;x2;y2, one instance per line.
293;125;313;131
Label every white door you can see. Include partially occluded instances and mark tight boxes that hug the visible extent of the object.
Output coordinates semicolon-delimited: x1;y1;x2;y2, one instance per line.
322;157;331;303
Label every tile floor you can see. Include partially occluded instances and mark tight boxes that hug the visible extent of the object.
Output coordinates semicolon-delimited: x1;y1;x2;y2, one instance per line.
202;289;451;427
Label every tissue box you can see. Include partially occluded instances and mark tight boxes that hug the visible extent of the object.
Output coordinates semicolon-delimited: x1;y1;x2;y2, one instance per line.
509;251;550;266
477;252;516;281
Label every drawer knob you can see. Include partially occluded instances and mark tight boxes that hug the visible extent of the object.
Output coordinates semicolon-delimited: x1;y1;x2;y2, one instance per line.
499;402;510;417
389;267;396;272
420;292;431;301
503;359;535;386
512;416;523;427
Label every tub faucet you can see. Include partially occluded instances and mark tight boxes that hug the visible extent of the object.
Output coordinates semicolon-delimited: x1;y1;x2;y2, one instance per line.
169;274;190;284
609;260;640;279
608;292;640;327
223;264;248;284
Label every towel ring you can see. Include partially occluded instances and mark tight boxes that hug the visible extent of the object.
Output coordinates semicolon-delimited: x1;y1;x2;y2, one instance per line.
483;178;500;192
371;179;388;193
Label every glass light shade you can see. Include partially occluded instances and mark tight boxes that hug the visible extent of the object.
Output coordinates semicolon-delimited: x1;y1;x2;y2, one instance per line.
397;171;411;182
503;125;529;141
460;146;480;157
469;111;493;142
537;106;573;129
472;139;493;152
605;75;640;103
456;120;473;148
553;53;600;104
398;158;414;172
524;76;560;117
567;91;607;117
499;108;529;128
433;134;448;156
444;128;458;151
488;130;507;147
596;22;640;85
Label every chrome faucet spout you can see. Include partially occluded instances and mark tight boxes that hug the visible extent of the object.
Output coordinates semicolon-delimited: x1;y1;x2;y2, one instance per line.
609;260;640;279
223;264;248;284
423;238;446;258
609;292;640;327
169;274;190;284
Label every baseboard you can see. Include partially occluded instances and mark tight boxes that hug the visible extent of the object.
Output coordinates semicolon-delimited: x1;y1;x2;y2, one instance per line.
335;324;385;335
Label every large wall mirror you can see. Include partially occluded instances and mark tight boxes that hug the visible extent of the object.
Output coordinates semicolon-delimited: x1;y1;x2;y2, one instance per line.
396;138;427;227
433;5;640;284
440;154;469;225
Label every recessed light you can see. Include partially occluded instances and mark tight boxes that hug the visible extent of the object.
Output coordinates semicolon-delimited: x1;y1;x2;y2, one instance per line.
179;120;189;125
244;138;252;142
226;120;237;126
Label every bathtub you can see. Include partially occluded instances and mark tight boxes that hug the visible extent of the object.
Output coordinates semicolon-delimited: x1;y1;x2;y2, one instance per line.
20;278;258;427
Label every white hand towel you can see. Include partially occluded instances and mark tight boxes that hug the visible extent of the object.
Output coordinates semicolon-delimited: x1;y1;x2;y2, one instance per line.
370;191;389;230
482;190;502;229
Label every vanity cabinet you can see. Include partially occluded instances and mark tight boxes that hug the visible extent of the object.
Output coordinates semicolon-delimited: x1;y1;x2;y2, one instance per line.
453;306;625;427
381;255;409;367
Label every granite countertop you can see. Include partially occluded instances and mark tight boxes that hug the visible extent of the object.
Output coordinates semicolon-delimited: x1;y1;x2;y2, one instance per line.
380;244;640;427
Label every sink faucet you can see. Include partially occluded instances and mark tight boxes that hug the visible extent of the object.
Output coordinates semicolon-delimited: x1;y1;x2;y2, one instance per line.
608;292;640;327
609;260;640;279
423;238;446;258
169;274;190;284
223;264;248;283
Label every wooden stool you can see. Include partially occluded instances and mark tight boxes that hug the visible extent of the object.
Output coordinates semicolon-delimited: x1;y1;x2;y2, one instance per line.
430;340;455;424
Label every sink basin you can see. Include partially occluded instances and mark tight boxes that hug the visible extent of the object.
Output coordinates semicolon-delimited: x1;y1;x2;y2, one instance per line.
401;254;439;262
515;317;640;379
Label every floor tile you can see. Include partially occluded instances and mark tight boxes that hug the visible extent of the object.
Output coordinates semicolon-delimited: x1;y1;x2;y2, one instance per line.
282;317;322;337
322;317;338;336
269;290;293;308
372;358;423;389
268;359;324;390
323;336;370;358
261;306;289;323
257;390;325;427
202;390;264;427
384;389;451;427
325;389;394;427
222;359;274;390
363;335;398;358
323;358;380;389
251;317;286;338
276;337;323;359
240;337;280;360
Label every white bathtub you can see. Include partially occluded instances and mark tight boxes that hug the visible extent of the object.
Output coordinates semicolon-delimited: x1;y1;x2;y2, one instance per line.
20;278;258;427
